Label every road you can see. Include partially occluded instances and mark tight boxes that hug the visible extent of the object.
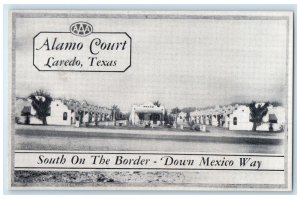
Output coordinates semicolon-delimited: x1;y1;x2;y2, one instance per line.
14;125;285;154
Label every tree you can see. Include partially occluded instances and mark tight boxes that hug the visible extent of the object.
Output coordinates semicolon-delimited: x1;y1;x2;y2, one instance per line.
111;104;120;126
163;110;169;124
153;100;161;107
171;107;181;128
186;112;191;124
181;107;196;113
29;90;53;125
249;101;269;131
122;112;131;120
270;101;282;107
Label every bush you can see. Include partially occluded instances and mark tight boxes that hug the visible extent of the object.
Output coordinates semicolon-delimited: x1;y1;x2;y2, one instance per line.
15;117;20;124
189;120;195;129
191;124;201;131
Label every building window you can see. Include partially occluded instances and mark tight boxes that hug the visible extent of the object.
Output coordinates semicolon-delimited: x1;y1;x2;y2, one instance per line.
233;117;237;125
63;112;68;120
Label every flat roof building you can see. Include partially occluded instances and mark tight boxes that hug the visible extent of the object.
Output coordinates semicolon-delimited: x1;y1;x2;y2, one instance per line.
130;102;165;126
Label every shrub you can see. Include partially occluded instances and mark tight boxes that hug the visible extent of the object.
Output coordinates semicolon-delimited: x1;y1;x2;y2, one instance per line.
15;117;20;124
191;124;201;131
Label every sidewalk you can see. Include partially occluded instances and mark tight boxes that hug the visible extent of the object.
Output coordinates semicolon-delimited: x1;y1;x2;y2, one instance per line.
15;124;285;141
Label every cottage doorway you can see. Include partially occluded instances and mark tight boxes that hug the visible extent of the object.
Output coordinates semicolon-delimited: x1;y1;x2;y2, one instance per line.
150;113;160;124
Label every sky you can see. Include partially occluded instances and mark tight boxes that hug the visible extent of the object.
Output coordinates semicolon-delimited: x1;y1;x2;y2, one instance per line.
14;13;289;112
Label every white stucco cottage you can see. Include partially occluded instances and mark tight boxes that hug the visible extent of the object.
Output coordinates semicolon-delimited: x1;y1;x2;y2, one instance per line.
130;102;165;126
47;99;72;125
190;103;286;132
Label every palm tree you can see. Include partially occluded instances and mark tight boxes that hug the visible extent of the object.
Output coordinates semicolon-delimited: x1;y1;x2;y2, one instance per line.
28;90;53;125
111;105;119;126
249;101;270;131
171;107;181;128
153;100;161;107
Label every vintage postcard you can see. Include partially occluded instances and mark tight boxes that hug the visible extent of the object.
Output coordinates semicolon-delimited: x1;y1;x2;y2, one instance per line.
8;10;293;191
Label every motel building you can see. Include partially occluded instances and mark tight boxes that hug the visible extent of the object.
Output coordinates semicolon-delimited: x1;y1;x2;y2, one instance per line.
16;98;72;125
64;100;112;126
16;97;112;126
176;112;188;124
130;102;165;126
190;103;286;132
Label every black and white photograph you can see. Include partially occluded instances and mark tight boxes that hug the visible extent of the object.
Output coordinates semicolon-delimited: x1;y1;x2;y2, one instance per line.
8;10;293;191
